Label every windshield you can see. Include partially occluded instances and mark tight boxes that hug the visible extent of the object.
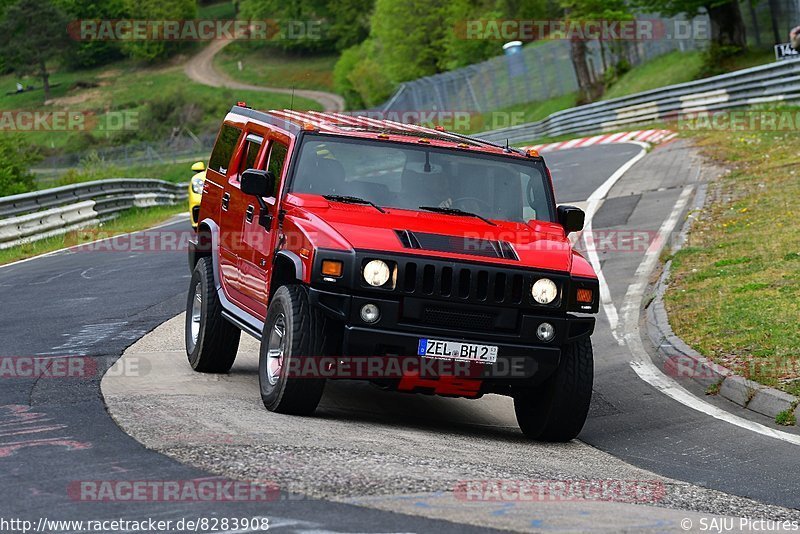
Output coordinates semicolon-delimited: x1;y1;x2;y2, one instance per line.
289;135;555;223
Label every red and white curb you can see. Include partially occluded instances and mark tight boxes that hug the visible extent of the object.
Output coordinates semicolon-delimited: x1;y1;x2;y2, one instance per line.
523;129;677;153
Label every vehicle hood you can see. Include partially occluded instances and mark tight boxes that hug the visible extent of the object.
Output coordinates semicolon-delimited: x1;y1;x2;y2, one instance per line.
285;194;573;272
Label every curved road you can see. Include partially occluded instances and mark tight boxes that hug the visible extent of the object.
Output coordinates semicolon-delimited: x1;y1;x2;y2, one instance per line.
184;39;345;112
2;141;798;532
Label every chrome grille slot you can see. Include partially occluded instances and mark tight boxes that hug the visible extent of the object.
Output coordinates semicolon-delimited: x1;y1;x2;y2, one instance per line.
458;268;471;298
511;274;524;303
477;270;489;301
493;273;507;303
441;266;453;296
403;262;416;292
422;264;435;294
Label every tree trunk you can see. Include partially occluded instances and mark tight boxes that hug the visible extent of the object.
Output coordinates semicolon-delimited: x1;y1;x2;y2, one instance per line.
40;61;50;102
746;1;762;47
706;1;748;49
569;38;593;103
599;39;608;73
767;0;782;44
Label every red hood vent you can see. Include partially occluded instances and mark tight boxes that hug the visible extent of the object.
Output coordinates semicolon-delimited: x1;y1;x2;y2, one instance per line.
395;229;518;261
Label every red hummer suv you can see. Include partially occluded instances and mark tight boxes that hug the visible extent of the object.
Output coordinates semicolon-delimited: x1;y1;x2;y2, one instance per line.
186;106;599;442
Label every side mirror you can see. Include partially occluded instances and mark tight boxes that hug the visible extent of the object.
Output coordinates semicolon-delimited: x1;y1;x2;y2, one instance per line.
241;169;275;198
557;205;585;234
191;161;205;172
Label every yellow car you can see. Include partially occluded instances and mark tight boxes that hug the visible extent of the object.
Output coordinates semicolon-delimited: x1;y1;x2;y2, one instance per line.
188;161;206;229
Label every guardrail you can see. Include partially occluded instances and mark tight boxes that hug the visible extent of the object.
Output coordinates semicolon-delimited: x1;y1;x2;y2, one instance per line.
0;179;187;250
477;59;800;144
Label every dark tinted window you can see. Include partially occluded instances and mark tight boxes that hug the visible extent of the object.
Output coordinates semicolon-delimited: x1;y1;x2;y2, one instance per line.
267;142;288;196
238;138;262;178
208;124;242;174
290;136;554;223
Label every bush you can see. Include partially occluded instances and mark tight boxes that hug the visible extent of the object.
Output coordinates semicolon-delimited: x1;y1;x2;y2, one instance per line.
333;46;366;109
698;45;744;78
333;39;394;109
0;135;41;196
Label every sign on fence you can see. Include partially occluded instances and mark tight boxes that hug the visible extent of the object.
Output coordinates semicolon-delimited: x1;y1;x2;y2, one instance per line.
775;42;799;61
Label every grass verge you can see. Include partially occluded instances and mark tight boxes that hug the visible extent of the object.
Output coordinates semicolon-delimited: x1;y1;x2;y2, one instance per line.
602;51;705;100
0;61;321;151
664;106;800;396
0;205;186;265
214;45;338;92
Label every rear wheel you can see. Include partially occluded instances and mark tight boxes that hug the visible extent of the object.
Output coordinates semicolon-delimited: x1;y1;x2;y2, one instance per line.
185;257;241;373
513;337;594;442
259;285;329;415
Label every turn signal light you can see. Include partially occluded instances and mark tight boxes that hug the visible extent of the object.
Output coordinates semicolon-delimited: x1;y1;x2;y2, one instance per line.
577;288;593;303
321;260;343;277
526;148;540;157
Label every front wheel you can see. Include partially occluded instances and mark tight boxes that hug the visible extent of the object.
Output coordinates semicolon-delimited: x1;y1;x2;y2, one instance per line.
513;337;594;442
259;285;329;415
185;257;241;373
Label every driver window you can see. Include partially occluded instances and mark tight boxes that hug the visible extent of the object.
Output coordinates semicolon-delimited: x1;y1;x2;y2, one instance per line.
266;141;288;197
237;133;263;181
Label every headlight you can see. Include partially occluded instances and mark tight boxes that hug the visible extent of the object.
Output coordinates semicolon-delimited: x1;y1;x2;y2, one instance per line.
191;176;205;194
531;278;558;304
363;260;391;287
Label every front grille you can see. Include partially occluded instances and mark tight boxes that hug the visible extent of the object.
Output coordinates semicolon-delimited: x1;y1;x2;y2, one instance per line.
399;260;527;305
423;306;496;331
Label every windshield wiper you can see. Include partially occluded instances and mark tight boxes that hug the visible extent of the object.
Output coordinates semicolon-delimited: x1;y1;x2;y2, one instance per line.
418;206;497;226
323;195;386;213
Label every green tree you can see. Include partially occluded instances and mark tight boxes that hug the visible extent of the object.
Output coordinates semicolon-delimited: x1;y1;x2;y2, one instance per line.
120;0;197;62
239;0;373;53
0;0;72;101
633;0;747;49
57;0;127;68
370;0;449;83
0;135;40;197
559;0;631;102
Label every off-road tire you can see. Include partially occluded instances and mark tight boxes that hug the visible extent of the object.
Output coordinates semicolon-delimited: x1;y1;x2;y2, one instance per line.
185;257;241;373
513;337;594;442
259;285;330;415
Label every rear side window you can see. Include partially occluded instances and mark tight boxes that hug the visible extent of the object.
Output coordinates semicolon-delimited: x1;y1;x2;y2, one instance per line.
209;124;242;174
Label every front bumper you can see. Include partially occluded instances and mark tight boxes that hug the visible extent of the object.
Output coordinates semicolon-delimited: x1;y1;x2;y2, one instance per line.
308;286;594;390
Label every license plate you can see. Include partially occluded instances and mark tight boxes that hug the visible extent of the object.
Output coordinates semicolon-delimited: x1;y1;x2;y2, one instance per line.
417;338;498;363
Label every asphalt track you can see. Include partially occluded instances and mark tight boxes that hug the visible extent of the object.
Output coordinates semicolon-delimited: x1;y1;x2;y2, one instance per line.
2;141;798;532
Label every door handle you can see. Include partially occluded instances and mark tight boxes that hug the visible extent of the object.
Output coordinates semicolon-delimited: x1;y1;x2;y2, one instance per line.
245;205;255;223
221;192;230;211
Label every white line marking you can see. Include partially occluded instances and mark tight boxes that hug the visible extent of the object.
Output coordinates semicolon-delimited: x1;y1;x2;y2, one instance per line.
576;142;649;343
621;186;800;446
